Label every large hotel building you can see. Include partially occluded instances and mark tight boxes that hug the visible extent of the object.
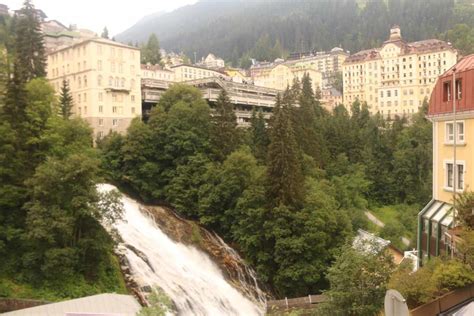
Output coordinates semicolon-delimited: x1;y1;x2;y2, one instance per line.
46;38;142;138
343;26;458;117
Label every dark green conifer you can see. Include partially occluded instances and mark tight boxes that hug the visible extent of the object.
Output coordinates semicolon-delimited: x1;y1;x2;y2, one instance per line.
210;89;239;161
266;90;304;209
59;79;74;119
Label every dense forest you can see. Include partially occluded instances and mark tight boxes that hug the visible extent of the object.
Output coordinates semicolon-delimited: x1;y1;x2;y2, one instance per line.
117;0;474;67
99;74;433;297
0;1;126;300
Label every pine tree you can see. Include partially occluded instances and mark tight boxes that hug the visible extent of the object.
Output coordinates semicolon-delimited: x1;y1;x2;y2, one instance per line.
13;0;46;82
210;89;239;161
101;27;109;39
266;90;304;209
59;79;74;119
250;107;269;162
293;73;327;166
141;33;161;65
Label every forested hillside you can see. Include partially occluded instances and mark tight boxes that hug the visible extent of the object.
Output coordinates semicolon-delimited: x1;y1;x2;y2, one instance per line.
117;0;474;67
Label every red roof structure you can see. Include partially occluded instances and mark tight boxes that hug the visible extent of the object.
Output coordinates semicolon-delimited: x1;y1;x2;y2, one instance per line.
429;54;474;116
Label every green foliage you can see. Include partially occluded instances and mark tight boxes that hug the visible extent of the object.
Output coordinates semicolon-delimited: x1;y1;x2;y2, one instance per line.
321;243;395;316
141;33;162;65
389;259;474;308
210;89;240;161
455;191;474;229
118;0;465;64
443;24;474;56
12;0;46;82
59;79;74;119
138;288;173;316
0;14;126;300
249;108;269;162
266;91;304;210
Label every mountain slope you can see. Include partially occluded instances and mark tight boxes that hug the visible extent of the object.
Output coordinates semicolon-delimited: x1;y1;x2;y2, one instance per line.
117;0;473;66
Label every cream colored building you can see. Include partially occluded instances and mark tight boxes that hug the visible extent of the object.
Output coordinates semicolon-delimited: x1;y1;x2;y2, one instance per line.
343;26;457;117
201;53;225;69
141;64;175;82
171;64;227;82
46;38;142;139
251;47;347;92
251;63;323;93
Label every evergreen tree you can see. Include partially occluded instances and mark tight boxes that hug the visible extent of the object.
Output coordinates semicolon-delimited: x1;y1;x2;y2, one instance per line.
210;89;239;161
266;90;304;210
12;0;46;82
141;33;162;65
59;79;74;120
249;107;269;162
293;73;327;166
101;27;109;39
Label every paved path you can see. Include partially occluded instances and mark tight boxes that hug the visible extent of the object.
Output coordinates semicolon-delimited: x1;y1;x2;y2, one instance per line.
365;211;410;247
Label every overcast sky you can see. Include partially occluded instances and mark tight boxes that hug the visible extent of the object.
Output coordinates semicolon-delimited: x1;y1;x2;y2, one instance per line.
4;0;198;36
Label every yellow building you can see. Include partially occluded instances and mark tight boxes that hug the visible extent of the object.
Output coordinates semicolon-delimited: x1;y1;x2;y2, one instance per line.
225;68;250;84
46;38;142;138
417;55;474;266
251;63;323;93
171;64;226;82
343;26;457;117
141;64;175;82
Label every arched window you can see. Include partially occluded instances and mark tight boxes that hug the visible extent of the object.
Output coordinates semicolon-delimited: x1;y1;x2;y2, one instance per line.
97;75;102;87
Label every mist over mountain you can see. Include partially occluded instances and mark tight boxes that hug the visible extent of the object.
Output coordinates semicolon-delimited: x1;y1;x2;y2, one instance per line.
117;0;474;66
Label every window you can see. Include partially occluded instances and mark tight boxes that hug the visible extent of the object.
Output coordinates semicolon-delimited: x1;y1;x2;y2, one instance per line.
443;81;452;102
131;107;135;114
98;75;102;86
456;79;462;99
445;121;465;143
112;106;117;113
111;62;115;73
99;92;103;102
98;60;102;71
131;95;135;102
109;76;113;86
112;119;118;126
387;90;391;97
99;105;103;113
380;91;384;98
99;119;104;126
445;162;465;191
83;75;87;87
83;93;87;102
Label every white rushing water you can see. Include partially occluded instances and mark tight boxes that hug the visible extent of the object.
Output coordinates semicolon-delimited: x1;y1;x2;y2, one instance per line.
98;184;266;316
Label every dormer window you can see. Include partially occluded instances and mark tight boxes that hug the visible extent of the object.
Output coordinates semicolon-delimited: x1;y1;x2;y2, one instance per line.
456;79;462;99
443;81;451;102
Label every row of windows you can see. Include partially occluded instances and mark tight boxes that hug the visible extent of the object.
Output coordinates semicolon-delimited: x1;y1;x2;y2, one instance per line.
96;44;136;60
77;105;136;116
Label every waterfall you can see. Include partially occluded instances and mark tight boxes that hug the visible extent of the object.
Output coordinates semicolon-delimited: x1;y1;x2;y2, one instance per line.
98;184;266;316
